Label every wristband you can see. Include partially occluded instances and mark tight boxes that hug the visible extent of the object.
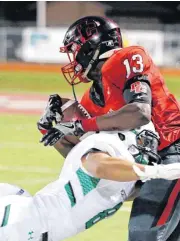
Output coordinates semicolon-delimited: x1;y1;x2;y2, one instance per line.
81;117;99;132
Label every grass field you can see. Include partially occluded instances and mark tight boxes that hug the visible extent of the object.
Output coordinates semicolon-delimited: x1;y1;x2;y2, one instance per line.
0;70;179;241
0;71;179;97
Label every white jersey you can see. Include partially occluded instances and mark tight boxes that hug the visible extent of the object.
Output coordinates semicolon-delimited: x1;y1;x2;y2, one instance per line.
0;183;31;198
0;122;156;241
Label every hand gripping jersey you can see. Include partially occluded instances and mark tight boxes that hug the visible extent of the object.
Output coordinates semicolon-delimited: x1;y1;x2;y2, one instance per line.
0;122;155;241
80;46;180;150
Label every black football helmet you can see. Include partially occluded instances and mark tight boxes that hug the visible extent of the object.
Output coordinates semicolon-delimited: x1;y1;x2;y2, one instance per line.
128;130;161;165
60;16;123;85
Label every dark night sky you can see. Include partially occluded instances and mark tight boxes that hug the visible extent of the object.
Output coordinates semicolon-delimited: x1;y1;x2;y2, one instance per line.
0;1;179;24
0;2;36;22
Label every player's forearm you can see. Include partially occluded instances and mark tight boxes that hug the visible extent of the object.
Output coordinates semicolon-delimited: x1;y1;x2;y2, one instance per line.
96;157;143;181
83;153;144;182
54;141;75;158
96;103;151;131
82;102;151;132
83;152;180;182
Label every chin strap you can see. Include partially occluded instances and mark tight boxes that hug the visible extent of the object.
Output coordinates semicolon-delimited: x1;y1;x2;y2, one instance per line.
72;84;78;102
72;48;100;102
82;47;100;79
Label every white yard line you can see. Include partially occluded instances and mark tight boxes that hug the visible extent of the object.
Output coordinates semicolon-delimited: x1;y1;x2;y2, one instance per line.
0;96;46;110
0;93;74;112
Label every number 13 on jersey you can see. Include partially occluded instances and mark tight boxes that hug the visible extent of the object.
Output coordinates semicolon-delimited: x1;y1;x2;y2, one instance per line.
123;54;144;78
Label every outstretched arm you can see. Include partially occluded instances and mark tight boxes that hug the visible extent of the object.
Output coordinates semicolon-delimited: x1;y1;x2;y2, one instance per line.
82;152;142;182
82;152;180;182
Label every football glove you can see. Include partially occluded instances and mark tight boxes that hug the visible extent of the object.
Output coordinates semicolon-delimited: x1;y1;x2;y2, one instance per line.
133;163;180;182
37;94;63;134
40;120;84;146
48;94;63;122
37;120;53;135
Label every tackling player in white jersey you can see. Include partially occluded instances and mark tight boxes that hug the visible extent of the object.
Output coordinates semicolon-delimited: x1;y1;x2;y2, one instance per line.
1;123;180;241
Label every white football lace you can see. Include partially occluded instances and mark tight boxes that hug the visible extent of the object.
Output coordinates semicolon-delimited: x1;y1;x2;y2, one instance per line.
77;103;91;119
61;100;76;112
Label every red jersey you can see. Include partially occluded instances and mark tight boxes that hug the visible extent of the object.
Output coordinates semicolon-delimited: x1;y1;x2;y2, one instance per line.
80;46;180;150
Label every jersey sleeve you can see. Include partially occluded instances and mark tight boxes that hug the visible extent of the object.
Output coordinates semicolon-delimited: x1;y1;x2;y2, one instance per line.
106;46;151;88
123;46;151;81
107;47;152;105
123;75;152;105
119;47;152;105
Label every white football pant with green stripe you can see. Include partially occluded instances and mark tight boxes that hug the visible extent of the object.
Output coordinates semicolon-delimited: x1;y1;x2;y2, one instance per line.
0;123;155;241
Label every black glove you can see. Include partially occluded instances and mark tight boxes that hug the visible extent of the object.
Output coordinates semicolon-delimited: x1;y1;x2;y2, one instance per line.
40;120;84;146
48;94;63;120
37;94;63;134
37;121;52;135
40;128;65;146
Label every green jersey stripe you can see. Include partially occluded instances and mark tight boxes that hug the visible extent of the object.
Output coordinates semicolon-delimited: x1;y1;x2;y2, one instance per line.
1;204;11;227
76;168;100;196
65;182;76;207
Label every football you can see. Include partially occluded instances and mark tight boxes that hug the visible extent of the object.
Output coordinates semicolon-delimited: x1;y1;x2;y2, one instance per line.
61;98;91;122
59;98;91;145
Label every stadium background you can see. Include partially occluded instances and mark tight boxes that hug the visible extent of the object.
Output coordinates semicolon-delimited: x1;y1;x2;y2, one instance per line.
0;1;180;240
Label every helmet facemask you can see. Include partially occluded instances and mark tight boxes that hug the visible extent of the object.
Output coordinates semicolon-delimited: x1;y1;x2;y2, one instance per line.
129;130;161;165
60;42;85;85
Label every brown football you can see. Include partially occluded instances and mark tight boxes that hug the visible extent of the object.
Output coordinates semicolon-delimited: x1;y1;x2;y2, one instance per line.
59;98;91;145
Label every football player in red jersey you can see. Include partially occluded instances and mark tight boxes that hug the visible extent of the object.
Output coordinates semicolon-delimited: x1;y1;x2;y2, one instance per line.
38;16;180;241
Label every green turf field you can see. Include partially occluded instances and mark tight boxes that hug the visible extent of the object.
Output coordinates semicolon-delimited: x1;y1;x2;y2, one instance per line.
0;71;179;97
0;71;179;241
0;71;91;95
